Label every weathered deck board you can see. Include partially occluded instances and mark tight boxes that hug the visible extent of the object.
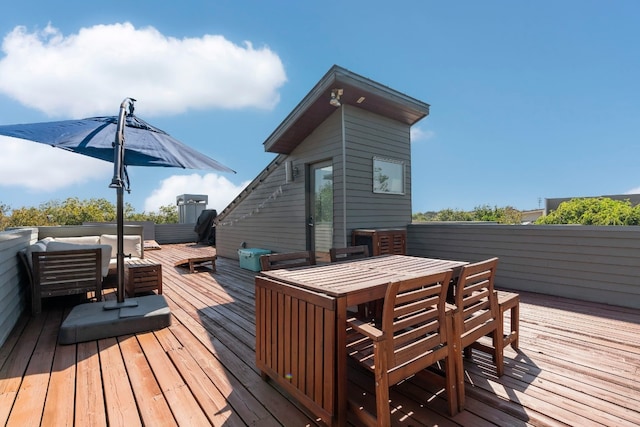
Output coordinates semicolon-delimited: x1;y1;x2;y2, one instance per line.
75;341;107;427
99;336;141;427
118;333;176;426
1;243;639;426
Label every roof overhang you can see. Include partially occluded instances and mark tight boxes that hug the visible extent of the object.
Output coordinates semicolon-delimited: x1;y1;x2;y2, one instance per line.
263;65;431;154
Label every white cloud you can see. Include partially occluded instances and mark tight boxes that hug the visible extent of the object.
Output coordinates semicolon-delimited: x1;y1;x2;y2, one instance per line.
0;23;287;118
0;23;284;204
1;137;112;190
144;173;250;213
625;187;640;194
410;126;435;143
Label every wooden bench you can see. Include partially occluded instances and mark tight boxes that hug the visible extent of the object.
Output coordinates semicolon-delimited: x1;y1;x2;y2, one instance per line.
174;256;217;273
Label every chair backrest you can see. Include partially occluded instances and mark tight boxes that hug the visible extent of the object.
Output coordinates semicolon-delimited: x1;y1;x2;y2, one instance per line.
381;269;453;372
259;251;316;271
454;257;499;339
329;245;370;262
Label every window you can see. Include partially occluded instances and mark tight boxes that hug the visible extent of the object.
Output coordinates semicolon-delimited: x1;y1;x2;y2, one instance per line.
373;157;405;195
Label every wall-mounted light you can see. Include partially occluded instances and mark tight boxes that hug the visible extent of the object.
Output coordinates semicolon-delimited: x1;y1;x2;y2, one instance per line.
286;160;300;183
330;88;343;107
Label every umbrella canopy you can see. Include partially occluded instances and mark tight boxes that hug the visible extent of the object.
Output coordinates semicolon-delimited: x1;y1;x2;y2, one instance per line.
0;98;235;305
0;114;235;172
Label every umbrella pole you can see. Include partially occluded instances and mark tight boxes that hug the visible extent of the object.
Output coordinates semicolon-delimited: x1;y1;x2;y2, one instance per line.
116;184;125;303
107;98;138;308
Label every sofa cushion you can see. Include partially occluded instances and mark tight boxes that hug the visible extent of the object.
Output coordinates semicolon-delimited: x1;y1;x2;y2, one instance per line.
46;241;112;277
24;238;53;269
100;234;142;259
54;236;101;245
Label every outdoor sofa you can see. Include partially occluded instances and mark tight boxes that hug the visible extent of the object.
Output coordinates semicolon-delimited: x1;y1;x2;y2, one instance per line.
19;225;144;315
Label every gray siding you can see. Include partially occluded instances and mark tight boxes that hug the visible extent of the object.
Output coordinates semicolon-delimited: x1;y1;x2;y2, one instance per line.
154;223;198;244
407;222;640;309
216;105;414;258
216;160;309;259
0;228;37;346
342;107;412;239
217;110;344;259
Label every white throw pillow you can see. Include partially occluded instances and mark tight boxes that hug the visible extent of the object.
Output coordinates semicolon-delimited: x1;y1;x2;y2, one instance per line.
54;235;101;245
100;234;142;259
25;239;50;269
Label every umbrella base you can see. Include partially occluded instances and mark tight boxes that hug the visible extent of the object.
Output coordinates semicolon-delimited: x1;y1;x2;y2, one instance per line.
103;299;139;310
58;294;171;345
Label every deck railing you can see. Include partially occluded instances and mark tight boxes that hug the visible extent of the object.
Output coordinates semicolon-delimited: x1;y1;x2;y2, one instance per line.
3;222;640;348
407;222;640;310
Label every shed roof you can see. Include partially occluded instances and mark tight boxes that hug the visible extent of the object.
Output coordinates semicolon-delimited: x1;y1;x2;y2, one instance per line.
263;65;431;154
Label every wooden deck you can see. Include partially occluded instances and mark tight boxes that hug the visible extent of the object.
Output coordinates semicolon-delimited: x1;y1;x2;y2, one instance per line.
1;243;639;426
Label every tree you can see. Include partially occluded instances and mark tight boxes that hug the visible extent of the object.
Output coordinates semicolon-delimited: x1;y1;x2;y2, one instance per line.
0;202;11;231
39;197;117;225
435;208;473;222
4;198;180;228
472;205;522;224
536;197;640;225
412;205;523;224
412;211;439;222
129;204;179;224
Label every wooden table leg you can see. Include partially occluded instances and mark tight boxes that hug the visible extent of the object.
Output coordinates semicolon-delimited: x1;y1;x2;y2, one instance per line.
335;297;348;427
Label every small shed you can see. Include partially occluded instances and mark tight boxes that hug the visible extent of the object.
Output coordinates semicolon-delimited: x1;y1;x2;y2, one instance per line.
215;65;430;259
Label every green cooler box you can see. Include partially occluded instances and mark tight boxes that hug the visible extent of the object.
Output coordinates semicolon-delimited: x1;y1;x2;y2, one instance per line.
238;248;271;271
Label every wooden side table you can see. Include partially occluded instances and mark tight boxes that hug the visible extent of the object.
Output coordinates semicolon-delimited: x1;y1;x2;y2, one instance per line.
125;259;163;297
351;228;407;256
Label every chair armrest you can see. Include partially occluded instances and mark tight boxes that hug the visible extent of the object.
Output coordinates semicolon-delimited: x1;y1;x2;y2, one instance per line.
347;317;385;341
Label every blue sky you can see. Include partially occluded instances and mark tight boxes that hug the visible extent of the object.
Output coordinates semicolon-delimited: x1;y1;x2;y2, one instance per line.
1;1;639;215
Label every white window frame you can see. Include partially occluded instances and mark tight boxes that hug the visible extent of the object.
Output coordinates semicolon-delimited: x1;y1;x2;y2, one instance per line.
373;157;405;195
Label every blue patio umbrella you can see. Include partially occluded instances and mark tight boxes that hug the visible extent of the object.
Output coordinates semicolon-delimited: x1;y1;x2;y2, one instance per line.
0;98;235;305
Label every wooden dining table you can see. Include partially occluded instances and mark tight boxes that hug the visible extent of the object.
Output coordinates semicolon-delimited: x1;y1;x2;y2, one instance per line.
255;254;468;426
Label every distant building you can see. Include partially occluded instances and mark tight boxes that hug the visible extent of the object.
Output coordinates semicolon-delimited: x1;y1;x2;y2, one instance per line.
521;209;544;223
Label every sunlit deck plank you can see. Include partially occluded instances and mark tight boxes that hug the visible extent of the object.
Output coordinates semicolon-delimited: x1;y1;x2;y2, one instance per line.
117;334;175;426
0;314;43;425
153;326;247;427
41;337;76;426
138;331;213;426
98;336;142;427
6;309;62;427
75;341;107;427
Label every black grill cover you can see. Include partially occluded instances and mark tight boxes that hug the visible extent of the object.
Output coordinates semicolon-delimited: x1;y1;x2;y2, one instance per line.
194;209;217;245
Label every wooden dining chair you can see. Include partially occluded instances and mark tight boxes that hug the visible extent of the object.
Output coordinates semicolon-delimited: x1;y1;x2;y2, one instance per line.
346;270;458;425
329;245;370;262
259;250;316;271
453;257;503;410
